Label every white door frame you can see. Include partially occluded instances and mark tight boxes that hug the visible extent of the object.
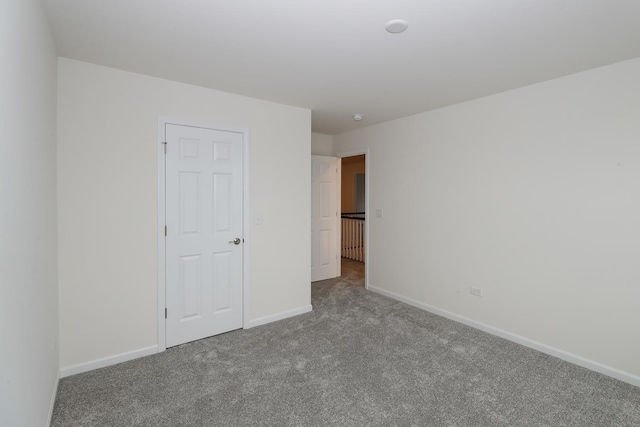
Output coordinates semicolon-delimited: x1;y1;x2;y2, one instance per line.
157;116;250;352
336;148;370;290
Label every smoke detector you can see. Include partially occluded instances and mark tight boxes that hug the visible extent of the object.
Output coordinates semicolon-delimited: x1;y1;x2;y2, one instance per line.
385;19;409;34
353;114;363;121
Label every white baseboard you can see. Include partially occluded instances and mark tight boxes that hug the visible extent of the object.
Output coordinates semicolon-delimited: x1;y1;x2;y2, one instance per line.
245;305;313;329
59;306;311;379
46;369;60;427
60;345;159;378
368;285;640;388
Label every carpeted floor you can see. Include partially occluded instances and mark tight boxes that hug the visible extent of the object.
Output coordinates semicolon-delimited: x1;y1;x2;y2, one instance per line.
52;262;640;426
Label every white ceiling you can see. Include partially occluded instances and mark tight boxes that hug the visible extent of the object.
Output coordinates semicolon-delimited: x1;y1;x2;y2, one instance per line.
43;0;640;135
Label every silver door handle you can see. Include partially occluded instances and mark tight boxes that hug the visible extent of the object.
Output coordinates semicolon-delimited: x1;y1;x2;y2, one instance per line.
229;238;241;245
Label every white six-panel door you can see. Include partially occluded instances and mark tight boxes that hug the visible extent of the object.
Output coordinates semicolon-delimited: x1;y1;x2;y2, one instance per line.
165;124;243;347
311;156;340;282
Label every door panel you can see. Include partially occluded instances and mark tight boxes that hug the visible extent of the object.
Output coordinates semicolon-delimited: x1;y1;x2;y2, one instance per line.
179;172;200;235
311;156;339;281
165;124;243;347
180;255;202;319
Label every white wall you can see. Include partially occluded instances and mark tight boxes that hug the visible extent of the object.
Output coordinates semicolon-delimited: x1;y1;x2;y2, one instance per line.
311;132;334;156
334;57;640;381
58;58;311;370
0;0;59;425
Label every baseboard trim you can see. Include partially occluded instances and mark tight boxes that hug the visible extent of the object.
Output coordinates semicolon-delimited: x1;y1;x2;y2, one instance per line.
368;285;640;388
245;305;313;329
58;305;313;378
60;345;159;378
46;369;60;427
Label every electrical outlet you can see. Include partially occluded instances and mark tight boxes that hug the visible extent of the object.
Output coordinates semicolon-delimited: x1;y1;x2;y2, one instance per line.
470;287;483;297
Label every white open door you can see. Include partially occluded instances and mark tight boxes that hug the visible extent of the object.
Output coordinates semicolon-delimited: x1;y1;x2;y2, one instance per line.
164;123;244;347
311;155;340;281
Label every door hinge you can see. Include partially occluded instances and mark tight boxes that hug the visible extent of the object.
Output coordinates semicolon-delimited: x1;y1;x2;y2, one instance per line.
162;141;167;154
164;225;167;236
165;307;167;319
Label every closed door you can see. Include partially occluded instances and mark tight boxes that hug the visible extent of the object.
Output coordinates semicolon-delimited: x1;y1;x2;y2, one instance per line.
164;123;243;347
311;155;340;281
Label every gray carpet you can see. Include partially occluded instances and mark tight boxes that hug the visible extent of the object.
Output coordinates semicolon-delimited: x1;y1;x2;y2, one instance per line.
52;271;640;426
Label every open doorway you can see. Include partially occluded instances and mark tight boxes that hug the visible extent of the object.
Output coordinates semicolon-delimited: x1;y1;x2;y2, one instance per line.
340;154;366;286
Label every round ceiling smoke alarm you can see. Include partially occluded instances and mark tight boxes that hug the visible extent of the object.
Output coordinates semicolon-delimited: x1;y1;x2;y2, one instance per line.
385;19;409;34
353;114;364;121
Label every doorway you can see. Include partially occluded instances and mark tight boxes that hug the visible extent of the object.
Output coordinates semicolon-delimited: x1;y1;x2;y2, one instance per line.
158;117;248;350
339;152;368;286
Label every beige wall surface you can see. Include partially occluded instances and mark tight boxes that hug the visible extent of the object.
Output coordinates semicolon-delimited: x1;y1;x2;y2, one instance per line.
341;155;365;212
58;58;311;369
311;132;334;156
0;0;59;425
334;57;640;379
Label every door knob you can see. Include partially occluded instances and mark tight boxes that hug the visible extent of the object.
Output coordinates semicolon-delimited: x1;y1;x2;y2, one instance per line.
229;238;241;245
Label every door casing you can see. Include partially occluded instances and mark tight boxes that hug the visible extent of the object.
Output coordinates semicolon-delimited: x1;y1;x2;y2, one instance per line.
157;116;250;352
